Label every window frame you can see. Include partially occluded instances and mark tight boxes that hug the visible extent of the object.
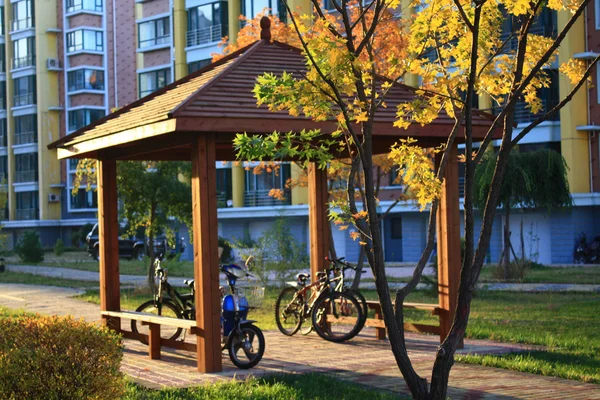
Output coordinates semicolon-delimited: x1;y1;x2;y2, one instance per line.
68;108;106;132
66;0;103;14
67;68;105;92
66;29;104;53
138;16;171;49
138;68;171;98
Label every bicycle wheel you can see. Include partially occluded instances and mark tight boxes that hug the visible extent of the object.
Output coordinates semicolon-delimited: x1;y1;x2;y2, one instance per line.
131;299;183;344
274;287;304;336
312;291;364;343
344;288;368;330
228;324;265;369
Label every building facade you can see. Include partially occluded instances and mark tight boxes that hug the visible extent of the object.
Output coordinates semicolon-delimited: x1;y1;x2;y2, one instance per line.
1;0;598;264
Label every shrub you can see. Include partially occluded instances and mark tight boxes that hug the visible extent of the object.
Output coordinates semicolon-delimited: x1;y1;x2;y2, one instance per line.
14;231;44;263
490;260;531;282
53;238;65;256
0;315;125;400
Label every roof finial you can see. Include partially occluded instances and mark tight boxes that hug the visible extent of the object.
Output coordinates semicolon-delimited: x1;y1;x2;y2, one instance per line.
260;16;271;42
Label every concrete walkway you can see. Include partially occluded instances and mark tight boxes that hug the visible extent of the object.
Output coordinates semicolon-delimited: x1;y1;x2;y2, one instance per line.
7;264;600;292
0;283;599;399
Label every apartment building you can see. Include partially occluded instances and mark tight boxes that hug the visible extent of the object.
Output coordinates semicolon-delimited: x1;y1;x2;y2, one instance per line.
1;0;597;264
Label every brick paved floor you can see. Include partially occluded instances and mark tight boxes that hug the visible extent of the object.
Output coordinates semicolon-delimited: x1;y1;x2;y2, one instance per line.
1;283;600;399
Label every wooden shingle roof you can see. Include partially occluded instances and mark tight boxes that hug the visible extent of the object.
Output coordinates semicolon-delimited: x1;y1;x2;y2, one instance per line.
49;37;497;159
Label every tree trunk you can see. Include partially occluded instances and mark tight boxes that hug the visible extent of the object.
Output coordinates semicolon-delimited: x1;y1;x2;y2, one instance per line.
520;217;525;262
350;246;366;290
502;208;511;280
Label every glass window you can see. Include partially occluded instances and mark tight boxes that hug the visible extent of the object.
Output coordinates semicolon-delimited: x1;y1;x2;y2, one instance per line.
14;115;37;145
188;59;211;74
68;109;105;132
16;190;38;220
241;0;279;20
13;75;36;106
0;155;7;180
138;68;171;97
12;0;34;31
14;153;38;185
0;6;4;35
66;0;103;13
216;168;232;207
390;217;402;239
0;120;6;147
12;37;35;69
71;188;98;209
138;17;170;48
68;69;104;91
0;82;5;109
187;2;228;46
66;29;103;53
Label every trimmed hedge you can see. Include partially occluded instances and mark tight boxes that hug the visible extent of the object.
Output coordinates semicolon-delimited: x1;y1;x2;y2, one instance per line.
0;315;125;400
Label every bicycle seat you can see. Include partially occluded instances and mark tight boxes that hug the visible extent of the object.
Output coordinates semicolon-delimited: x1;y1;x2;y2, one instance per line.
316;271;327;278
183;279;195;289
296;273;310;281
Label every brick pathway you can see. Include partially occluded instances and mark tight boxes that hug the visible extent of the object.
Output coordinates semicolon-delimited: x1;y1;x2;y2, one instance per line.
1;283;599;399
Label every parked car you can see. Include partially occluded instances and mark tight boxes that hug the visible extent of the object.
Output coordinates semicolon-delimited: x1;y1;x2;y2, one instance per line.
85;224;186;261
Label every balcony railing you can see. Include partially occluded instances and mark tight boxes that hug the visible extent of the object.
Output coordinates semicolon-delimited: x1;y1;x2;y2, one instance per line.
0;134;6;147
16;208;38;220
244;189;291;207
12;55;35;70
68;81;104;92
499;25;555;53
14;170;37;183
186;25;222;47
139;34;171;49
11;18;33;32
13;93;35;107
0;98;5;110
492;98;559;125
14;131;37;145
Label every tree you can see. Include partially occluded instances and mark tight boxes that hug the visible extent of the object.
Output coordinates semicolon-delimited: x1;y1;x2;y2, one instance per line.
474;148;571;277
233;0;599;398
74;159;192;285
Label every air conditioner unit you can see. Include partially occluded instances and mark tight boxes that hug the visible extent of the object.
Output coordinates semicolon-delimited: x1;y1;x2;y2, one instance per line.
48;193;60;203
46;58;60;71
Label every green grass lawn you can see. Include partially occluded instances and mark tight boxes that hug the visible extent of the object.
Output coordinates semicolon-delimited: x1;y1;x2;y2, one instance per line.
0;271;100;288
125;373;401;400
478;264;600;284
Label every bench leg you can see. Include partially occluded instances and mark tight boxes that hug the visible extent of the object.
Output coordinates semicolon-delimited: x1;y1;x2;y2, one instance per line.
374;310;386;340
148;324;161;360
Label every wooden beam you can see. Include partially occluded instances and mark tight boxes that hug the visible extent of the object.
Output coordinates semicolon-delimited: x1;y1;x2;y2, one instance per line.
97;159;120;332
308;163;329;282
436;145;462;346
148;324;161;360
191;133;222;373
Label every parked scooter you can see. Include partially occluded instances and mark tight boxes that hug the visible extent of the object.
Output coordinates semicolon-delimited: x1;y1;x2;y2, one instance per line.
574;233;600;264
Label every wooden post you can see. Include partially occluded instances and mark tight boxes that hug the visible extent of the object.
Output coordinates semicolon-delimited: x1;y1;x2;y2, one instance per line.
308;163;329;282
191;134;222;373
436;145;462;346
97;159;120;332
148;324;161;360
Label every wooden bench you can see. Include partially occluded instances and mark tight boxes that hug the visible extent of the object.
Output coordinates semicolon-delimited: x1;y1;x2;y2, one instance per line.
101;311;199;360
365;300;441;340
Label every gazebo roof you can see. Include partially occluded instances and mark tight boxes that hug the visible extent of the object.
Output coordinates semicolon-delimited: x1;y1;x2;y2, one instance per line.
49;37;497;161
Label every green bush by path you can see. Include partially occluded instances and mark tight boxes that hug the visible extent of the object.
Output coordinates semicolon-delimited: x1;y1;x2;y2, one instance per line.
0;314;126;399
14;231;44;263
53;238;65;256
124;373;402;400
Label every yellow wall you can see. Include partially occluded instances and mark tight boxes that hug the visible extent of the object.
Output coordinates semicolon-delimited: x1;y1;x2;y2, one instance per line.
291;163;308;205
35;0;61;220
228;0;241;45
558;11;589;193
288;0;312;15
231;163;245;207
173;0;188;79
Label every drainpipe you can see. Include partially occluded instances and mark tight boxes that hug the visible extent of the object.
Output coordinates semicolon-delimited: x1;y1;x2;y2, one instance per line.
113;0;118;107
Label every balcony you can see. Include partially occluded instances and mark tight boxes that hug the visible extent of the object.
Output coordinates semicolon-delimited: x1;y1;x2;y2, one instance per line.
14;131;36;145
0;134;6;147
0;98;5;109
0;208;7;220
244;189;291;207
493;98;559;125
16;208;38;220
13;93;35;107
186;25;222;47
12;55;35;70
14;170;37;183
11;18;33;32
139;35;171;49
499;25;555;53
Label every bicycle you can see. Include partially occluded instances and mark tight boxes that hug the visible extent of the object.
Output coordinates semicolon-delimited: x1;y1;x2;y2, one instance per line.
327;256;369;331
131;254;265;369
274;263;364;342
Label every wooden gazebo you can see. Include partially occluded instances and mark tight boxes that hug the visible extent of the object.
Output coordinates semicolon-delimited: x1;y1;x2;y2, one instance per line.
49;24;496;373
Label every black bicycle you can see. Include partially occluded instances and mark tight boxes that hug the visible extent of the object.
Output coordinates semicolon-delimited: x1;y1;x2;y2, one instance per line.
274;263;365;342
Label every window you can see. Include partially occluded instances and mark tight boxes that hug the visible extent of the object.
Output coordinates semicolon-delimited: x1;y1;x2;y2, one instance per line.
241;0;285;21
244;163;291;206
138;68;171;97
390;217;402;239
0;82;5;109
0;6;4;35
187;2;228;46
66;30;103;53
500;7;556;52
68;109;105;132
138;17;170;48
0;44;5;73
13;75;36;106
0;119;6;147
12;0;34;31
14;115;37;145
596;0;600;30
14;153;38;183
188;59;211;74
16;191;38;220
12;37;35;69
216;168;232;208
0;155;7;181
68;69;104;91
71;188;98;209
66;0;103;13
